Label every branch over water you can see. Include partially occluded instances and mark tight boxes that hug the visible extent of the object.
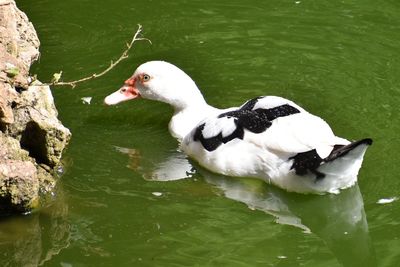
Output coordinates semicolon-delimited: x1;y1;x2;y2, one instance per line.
44;24;150;88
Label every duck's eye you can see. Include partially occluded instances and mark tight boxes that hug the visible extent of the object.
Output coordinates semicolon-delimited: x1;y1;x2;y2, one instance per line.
121;88;127;93
142;74;151;82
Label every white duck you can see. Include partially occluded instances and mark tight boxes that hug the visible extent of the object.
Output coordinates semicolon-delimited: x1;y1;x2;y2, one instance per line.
104;61;372;194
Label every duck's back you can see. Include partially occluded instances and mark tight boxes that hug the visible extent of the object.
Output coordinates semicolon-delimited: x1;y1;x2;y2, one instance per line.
180;96;371;193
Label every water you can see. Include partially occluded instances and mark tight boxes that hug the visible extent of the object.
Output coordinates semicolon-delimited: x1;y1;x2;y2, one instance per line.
2;0;400;266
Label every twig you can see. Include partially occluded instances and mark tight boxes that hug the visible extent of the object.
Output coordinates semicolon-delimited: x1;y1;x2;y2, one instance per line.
43;24;150;88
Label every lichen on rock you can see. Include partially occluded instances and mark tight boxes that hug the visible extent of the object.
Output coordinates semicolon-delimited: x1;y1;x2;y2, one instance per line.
0;0;71;214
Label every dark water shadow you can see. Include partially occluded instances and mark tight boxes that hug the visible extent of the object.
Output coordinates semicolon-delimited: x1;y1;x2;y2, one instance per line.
117;146;377;267
0;186;71;267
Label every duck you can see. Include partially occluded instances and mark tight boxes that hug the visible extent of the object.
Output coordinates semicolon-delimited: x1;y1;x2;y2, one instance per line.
104;61;372;194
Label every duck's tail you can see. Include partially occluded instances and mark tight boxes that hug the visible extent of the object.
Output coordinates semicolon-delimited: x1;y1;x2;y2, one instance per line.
290;138;372;179
287;138;372;193
317;138;373;180
325;138;373;163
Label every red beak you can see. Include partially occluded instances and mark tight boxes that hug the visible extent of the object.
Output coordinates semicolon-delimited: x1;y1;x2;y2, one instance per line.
104;77;141;105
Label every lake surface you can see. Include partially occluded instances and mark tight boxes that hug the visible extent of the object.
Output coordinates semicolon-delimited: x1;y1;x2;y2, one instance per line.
2;0;400;266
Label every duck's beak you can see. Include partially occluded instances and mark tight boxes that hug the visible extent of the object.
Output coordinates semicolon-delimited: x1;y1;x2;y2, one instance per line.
104;78;140;105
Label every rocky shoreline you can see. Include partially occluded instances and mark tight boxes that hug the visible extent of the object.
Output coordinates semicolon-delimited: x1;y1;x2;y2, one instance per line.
0;0;71;214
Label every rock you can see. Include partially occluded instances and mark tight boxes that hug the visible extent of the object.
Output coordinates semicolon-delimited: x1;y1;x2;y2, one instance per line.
0;160;39;212
0;1;71;214
0;0;40;88
0;133;39;212
7;84;71;167
0;132;29;160
0;82;19;125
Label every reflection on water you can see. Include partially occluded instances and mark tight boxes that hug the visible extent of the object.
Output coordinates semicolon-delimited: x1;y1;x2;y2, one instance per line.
0;187;70;267
115;146;194;181
0;145;378;266
117;146;376;267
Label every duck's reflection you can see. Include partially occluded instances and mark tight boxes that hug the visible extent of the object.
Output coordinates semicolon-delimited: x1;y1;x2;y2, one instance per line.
117;146;376;267
115;146;194;181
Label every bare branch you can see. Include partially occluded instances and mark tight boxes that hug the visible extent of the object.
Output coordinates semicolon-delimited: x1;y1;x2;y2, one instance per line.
42;24;150;88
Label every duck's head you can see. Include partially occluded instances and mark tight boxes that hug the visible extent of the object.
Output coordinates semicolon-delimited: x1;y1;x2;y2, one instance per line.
104;61;206;110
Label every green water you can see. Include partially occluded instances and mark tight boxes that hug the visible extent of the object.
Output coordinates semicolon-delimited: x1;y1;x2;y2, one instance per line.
2;0;400;266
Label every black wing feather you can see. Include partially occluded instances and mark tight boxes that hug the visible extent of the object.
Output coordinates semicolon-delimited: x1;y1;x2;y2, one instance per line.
193;97;300;151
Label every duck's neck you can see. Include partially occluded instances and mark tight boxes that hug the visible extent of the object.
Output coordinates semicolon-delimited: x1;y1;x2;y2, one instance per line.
168;98;217;141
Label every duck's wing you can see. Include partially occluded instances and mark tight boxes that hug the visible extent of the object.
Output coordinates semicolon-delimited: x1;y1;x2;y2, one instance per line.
248;96;349;157
184;96;348;158
246;111;349;158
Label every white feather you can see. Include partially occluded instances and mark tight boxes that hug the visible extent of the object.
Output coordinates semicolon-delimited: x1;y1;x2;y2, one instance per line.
253;96;304;111
201;116;237;139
